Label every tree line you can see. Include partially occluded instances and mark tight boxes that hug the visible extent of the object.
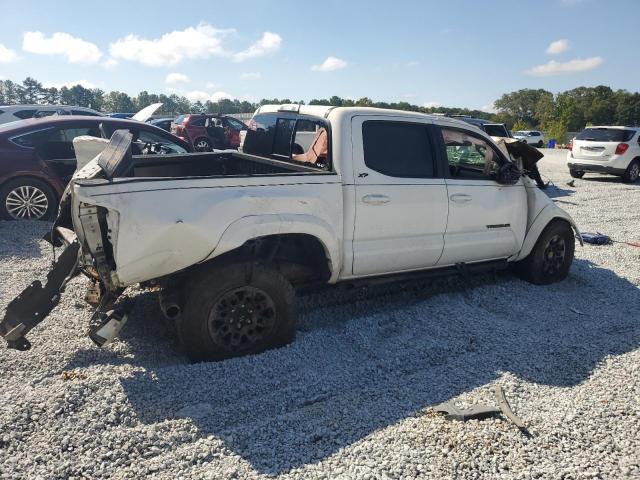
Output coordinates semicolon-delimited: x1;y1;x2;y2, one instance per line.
2;77;639;140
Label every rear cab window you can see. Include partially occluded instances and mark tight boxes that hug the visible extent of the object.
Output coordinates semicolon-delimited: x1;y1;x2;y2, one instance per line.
576;128;636;143
13;109;37;119
243;113;331;170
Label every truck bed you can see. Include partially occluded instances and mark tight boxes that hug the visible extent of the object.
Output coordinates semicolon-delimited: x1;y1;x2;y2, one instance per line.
123;151;326;179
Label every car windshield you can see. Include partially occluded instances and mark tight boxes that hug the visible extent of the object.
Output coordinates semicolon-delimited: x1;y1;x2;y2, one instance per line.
576;128;636;142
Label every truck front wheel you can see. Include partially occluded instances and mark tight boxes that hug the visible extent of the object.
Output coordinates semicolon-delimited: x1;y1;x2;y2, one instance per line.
178;263;297;362
514;220;575;285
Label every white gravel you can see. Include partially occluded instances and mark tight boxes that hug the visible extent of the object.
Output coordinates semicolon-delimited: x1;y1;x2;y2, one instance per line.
0;149;639;479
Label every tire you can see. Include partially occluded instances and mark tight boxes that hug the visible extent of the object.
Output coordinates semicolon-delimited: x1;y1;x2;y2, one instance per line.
537;140;544;148
569;169;585;179
514;219;575;285
622;160;640;183
0;177;57;221
178;262;297;362
193;137;212;152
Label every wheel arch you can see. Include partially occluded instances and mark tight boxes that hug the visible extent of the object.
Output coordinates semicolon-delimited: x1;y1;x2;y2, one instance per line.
204;214;341;283
0;173;62;202
514;205;582;262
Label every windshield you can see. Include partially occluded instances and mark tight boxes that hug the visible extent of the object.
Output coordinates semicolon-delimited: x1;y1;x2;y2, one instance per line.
514;131;527;136
576;128;636;142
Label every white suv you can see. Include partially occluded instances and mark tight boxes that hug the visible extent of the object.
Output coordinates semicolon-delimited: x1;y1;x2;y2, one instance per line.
567;126;640;183
0;105;103;125
513;130;545;148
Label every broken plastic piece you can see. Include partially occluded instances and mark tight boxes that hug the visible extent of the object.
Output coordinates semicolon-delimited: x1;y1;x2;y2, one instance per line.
581;232;611;245
433;386;528;434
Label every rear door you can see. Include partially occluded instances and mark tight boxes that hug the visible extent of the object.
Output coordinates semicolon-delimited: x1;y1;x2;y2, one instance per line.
351;116;448;276
436;123;527;265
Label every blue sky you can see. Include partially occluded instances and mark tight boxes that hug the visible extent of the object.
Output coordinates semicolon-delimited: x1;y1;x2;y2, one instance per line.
0;0;638;110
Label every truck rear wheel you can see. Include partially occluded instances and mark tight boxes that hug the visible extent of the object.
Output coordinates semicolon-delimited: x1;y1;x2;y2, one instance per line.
178;263;297;362
514;220;575;285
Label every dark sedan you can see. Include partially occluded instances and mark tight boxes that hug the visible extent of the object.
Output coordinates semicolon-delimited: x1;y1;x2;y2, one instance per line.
0;116;191;220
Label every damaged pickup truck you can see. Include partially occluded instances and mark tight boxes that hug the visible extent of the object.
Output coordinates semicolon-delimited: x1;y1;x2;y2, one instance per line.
0;105;581;361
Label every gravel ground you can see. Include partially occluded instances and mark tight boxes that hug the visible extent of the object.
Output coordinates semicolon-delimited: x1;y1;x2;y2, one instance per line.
0;149;639;479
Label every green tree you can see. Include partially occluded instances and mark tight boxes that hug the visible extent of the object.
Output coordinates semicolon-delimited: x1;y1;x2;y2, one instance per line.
20;77;44;104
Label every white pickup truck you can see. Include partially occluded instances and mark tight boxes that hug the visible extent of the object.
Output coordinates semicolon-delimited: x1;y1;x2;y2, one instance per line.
1;105;581;361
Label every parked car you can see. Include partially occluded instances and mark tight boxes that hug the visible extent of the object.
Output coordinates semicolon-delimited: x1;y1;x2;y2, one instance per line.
0;105;104;125
172;114;247;151
514;130;545;147
567;126;640;182
0;105;581;360
0;116;190;220
148;117;175;132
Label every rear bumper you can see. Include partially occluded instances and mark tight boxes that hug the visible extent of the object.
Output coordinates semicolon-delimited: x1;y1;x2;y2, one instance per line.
567;161;627;175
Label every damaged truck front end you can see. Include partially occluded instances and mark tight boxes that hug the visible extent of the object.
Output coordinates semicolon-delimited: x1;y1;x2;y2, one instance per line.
0;132;132;351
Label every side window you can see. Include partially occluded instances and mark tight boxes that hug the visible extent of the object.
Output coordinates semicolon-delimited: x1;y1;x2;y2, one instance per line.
190;117;206;127
13;109;37;119
441;128;502;180
72;110;100;116
224;117;246;130
58;128;100;142
136;130;188;154
272;118;296;156
362;121;434;178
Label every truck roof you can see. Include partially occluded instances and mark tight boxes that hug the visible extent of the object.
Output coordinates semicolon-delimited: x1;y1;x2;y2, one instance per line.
255;104;480;130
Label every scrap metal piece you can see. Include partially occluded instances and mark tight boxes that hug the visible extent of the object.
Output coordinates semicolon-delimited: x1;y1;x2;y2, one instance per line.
0;240;80;351
494;386;526;430
433;401;500;421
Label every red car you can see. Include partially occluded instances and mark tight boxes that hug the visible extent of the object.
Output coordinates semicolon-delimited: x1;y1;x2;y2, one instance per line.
171;114;247;152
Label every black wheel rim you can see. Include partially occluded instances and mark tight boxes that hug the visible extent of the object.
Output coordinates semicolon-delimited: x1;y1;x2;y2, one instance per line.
207;286;276;353
542;234;566;276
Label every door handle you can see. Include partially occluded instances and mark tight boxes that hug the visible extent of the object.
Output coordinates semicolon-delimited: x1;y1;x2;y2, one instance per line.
449;194;472;203
362;194;390;205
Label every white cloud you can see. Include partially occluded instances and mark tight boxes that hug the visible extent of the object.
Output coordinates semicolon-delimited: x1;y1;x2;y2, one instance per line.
211;91;233;102
165;72;190;85
233;32;282;62
240;72;261;80
481;103;497;113
423;101;442;108
185;90;234;103
43;79;97;90
23;31;102;64
102;58;118;69
546;39;569;55
526;56;603;76
205;82;218;90
311;56;348;72
0;44;17;63
110;24;234;67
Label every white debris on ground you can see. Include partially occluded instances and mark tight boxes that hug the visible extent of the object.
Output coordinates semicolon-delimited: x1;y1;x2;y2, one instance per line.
0;150;639;479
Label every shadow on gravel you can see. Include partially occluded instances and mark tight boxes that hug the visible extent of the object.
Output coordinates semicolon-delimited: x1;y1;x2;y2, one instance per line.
109;259;638;475
0;220;48;260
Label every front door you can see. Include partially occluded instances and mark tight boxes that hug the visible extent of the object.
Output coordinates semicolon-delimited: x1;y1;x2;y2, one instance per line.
435;124;527;266
351;116;449;276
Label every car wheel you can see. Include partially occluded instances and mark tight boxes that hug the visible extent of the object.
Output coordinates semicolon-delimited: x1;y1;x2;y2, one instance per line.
514;220;575;285
178;262;297;362
537;140;544;148
569;169;585;179
194;137;212;152
622;160;640;183
0;178;57;221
